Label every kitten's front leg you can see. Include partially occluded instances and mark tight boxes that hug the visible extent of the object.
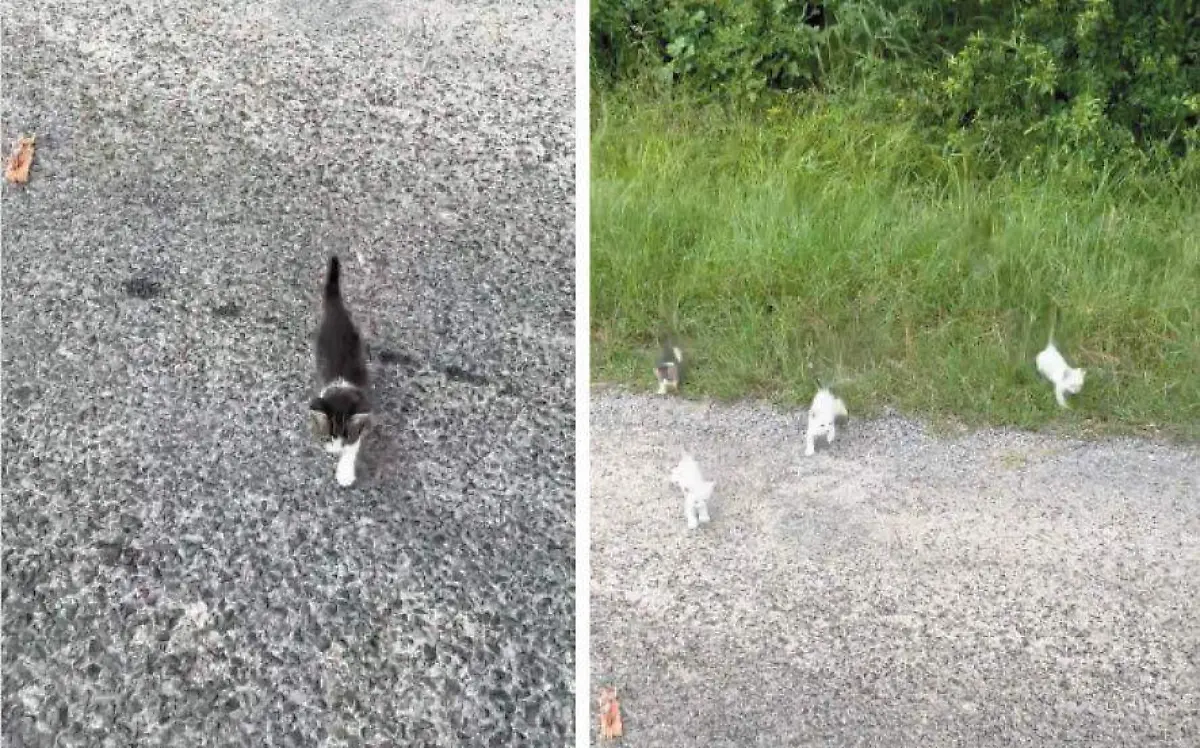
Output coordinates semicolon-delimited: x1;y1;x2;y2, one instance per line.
696;496;711;525
685;492;699;530
827;424;836;444
1054;386;1069;409
335;440;361;487
335;457;356;487
804;428;816;457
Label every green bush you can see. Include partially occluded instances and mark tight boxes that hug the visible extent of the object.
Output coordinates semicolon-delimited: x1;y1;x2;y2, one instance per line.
591;0;1200;171
591;1;906;96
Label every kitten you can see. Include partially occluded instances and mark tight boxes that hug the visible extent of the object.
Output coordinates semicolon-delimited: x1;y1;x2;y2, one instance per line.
309;256;372;487
670;452;713;530
655;341;684;396
1035;340;1086;409
805;387;848;456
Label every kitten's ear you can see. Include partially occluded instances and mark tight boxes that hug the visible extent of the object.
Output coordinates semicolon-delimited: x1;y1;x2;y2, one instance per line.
347;412;372;442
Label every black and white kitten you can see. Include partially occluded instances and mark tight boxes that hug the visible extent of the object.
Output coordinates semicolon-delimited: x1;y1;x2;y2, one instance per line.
309;255;372;487
655;339;684;395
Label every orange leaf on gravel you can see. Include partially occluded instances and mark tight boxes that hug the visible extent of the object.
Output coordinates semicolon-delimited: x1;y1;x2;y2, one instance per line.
598;687;623;739
5;134;36;184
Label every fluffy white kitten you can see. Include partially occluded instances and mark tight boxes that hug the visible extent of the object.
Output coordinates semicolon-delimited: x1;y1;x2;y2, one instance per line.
1035;341;1086;408
670;452;713;530
805;387;848;456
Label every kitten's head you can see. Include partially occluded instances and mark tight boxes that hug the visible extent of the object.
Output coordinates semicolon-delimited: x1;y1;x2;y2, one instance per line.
309;388;372;447
1062;367;1086;394
808;414;834;436
809;390;845;431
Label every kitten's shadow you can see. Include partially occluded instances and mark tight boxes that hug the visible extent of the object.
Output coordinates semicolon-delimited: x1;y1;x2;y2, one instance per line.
359;347;421;485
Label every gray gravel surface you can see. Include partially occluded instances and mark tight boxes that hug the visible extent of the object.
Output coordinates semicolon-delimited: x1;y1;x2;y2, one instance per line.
590;391;1199;747
2;1;574;745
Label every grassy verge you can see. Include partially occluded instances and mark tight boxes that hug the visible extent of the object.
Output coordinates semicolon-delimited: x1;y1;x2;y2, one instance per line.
591;86;1199;440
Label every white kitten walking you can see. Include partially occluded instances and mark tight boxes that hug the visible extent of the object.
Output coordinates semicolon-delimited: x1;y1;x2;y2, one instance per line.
805;387;848;456
1036;340;1086;408
670;452;713;530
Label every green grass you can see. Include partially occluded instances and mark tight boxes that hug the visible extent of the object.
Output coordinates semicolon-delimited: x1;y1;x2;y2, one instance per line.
591;87;1200;440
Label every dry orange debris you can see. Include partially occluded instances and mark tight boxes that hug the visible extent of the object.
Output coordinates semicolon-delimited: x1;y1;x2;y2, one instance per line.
5;134;36;184
598;686;623;739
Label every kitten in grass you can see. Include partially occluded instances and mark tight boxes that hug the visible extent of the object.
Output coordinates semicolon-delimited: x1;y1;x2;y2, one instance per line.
1035;339;1086;409
1034;309;1086;409
655;340;684;395
805;387;848;456
309;256;372;487
670;452;713;530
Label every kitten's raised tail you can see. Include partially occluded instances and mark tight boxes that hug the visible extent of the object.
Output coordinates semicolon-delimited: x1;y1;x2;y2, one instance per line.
1045;300;1061;347
325;255;342;302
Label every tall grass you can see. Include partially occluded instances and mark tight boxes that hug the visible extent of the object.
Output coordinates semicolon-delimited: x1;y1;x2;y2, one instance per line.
591;88;1200;439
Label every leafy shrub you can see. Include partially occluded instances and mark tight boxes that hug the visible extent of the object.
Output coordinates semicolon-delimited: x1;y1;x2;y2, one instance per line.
932;0;1200;169
591;0;1200;171
592;1;910;96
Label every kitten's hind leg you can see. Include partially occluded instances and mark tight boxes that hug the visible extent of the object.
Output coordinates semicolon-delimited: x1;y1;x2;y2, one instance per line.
827;424;836;444
685;493;699;530
335;440;361;487
804;425;816;456
696;496;711;525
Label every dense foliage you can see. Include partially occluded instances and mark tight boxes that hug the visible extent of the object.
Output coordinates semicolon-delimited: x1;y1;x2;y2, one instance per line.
592;0;1200;172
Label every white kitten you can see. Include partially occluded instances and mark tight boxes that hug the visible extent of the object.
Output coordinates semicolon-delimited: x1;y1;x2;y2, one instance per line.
670;452;713;530
805;387;848;456
1035;341;1086;409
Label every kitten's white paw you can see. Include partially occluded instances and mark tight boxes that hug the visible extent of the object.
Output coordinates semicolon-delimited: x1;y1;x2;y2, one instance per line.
697;508;711;525
335;465;356;487
805;445;815;456
686;515;699;530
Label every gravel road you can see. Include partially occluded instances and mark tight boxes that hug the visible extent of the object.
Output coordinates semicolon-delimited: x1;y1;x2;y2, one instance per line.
591;391;1199;747
2;1;574;745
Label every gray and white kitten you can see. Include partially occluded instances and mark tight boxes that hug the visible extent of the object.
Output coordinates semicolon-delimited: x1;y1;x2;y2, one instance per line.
309;255;372;487
655;340;684;395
